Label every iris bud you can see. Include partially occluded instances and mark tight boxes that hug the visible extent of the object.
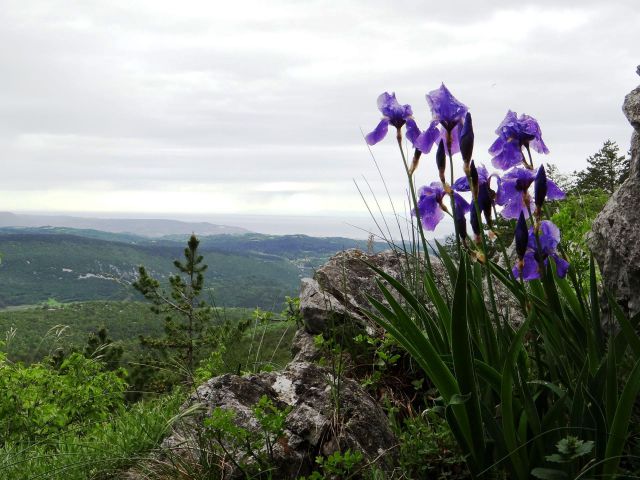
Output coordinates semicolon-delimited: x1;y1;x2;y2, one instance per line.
460;112;474;165
409;149;422;176
469;160;479;197
470;201;480;237
515;212;528;261
436;139;446;184
477;182;492;225
534;165;548;209
456;211;468;241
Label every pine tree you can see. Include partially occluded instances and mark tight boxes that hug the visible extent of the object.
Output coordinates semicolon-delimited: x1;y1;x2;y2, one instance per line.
83;327;123;370
574;140;630;194
133;234;214;381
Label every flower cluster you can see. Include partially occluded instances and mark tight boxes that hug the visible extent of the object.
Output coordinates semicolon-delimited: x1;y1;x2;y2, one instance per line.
365;84;569;281
513;217;569;281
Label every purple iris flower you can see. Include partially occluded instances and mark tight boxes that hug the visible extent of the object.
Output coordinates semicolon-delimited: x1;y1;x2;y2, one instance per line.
496;168;564;219
414;84;468;155
415;182;447;231
489;111;550;170
414;182;470;232
365;92;420;146
453;164;490;192
511;221;570;281
427;83;469;132
453;163;495;225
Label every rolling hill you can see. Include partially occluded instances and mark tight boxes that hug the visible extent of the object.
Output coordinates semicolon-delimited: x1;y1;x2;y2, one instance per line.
0;227;380;309
0;212;250;236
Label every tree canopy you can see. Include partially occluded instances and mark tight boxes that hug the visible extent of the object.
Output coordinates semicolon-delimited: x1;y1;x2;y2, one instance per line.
573;140;630;195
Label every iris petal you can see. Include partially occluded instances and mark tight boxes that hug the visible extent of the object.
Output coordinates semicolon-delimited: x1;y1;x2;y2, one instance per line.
415;182;446;231
491;141;523;170
546;180;566;201
365;118;389;145
488;136;506;156
405;117;421;145
426;84;468;126
414;121;440;154
501;199;528;219
521;252;541;280
552;254;570;278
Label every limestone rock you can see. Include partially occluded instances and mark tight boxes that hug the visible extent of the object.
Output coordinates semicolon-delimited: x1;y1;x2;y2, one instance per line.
624;85;640;130
290;328;321;362
299;249;404;335
589;78;640;315
155;361;397;478
299;277;349;335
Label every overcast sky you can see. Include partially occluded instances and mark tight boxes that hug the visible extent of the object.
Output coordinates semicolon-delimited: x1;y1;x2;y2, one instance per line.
0;0;638;224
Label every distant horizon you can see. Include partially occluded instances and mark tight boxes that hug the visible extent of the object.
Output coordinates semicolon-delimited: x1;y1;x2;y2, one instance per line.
4;209;452;240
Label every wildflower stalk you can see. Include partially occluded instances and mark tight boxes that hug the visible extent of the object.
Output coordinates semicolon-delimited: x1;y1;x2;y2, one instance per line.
492;204;514;273
396;136;433;273
466;169;504;336
448;149;462;254
526;146;535;170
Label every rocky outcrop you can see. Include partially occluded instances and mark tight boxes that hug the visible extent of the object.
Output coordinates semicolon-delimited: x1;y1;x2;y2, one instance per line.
290;328;321;363
589;73;640;316
300;247;526;333
300;249;404;335
156;361;397;478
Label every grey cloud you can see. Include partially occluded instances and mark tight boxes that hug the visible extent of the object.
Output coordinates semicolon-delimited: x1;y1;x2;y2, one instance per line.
0;0;638;215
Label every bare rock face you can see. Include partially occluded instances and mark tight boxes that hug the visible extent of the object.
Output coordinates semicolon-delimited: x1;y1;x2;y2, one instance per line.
290;328;321;363
589;80;640;316
300;249;404;335
157;361;397;478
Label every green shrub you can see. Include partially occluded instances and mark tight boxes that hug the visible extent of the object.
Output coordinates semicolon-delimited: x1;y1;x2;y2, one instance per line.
0;391;182;479
395;411;469;479
0;349;126;444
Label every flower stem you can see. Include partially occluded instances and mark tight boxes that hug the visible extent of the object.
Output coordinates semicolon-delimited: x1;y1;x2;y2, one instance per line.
397;137;433;274
465;170;503;337
526;145;535;170
492;204;513;274
448;148;462;255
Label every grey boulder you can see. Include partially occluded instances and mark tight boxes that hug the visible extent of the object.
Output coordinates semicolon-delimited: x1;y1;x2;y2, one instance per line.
155;361;396;478
589;79;640;316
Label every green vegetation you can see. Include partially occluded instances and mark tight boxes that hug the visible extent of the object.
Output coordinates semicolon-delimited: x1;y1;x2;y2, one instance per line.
394;412;469;479
0;230;379;309
0;389;183;479
0;138;636;478
548;140;630;279
300;450;365;480
0;351;126;444
0;301;249;364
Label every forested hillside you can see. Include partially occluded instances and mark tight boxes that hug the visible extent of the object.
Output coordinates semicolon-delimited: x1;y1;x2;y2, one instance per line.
0;228;379;308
